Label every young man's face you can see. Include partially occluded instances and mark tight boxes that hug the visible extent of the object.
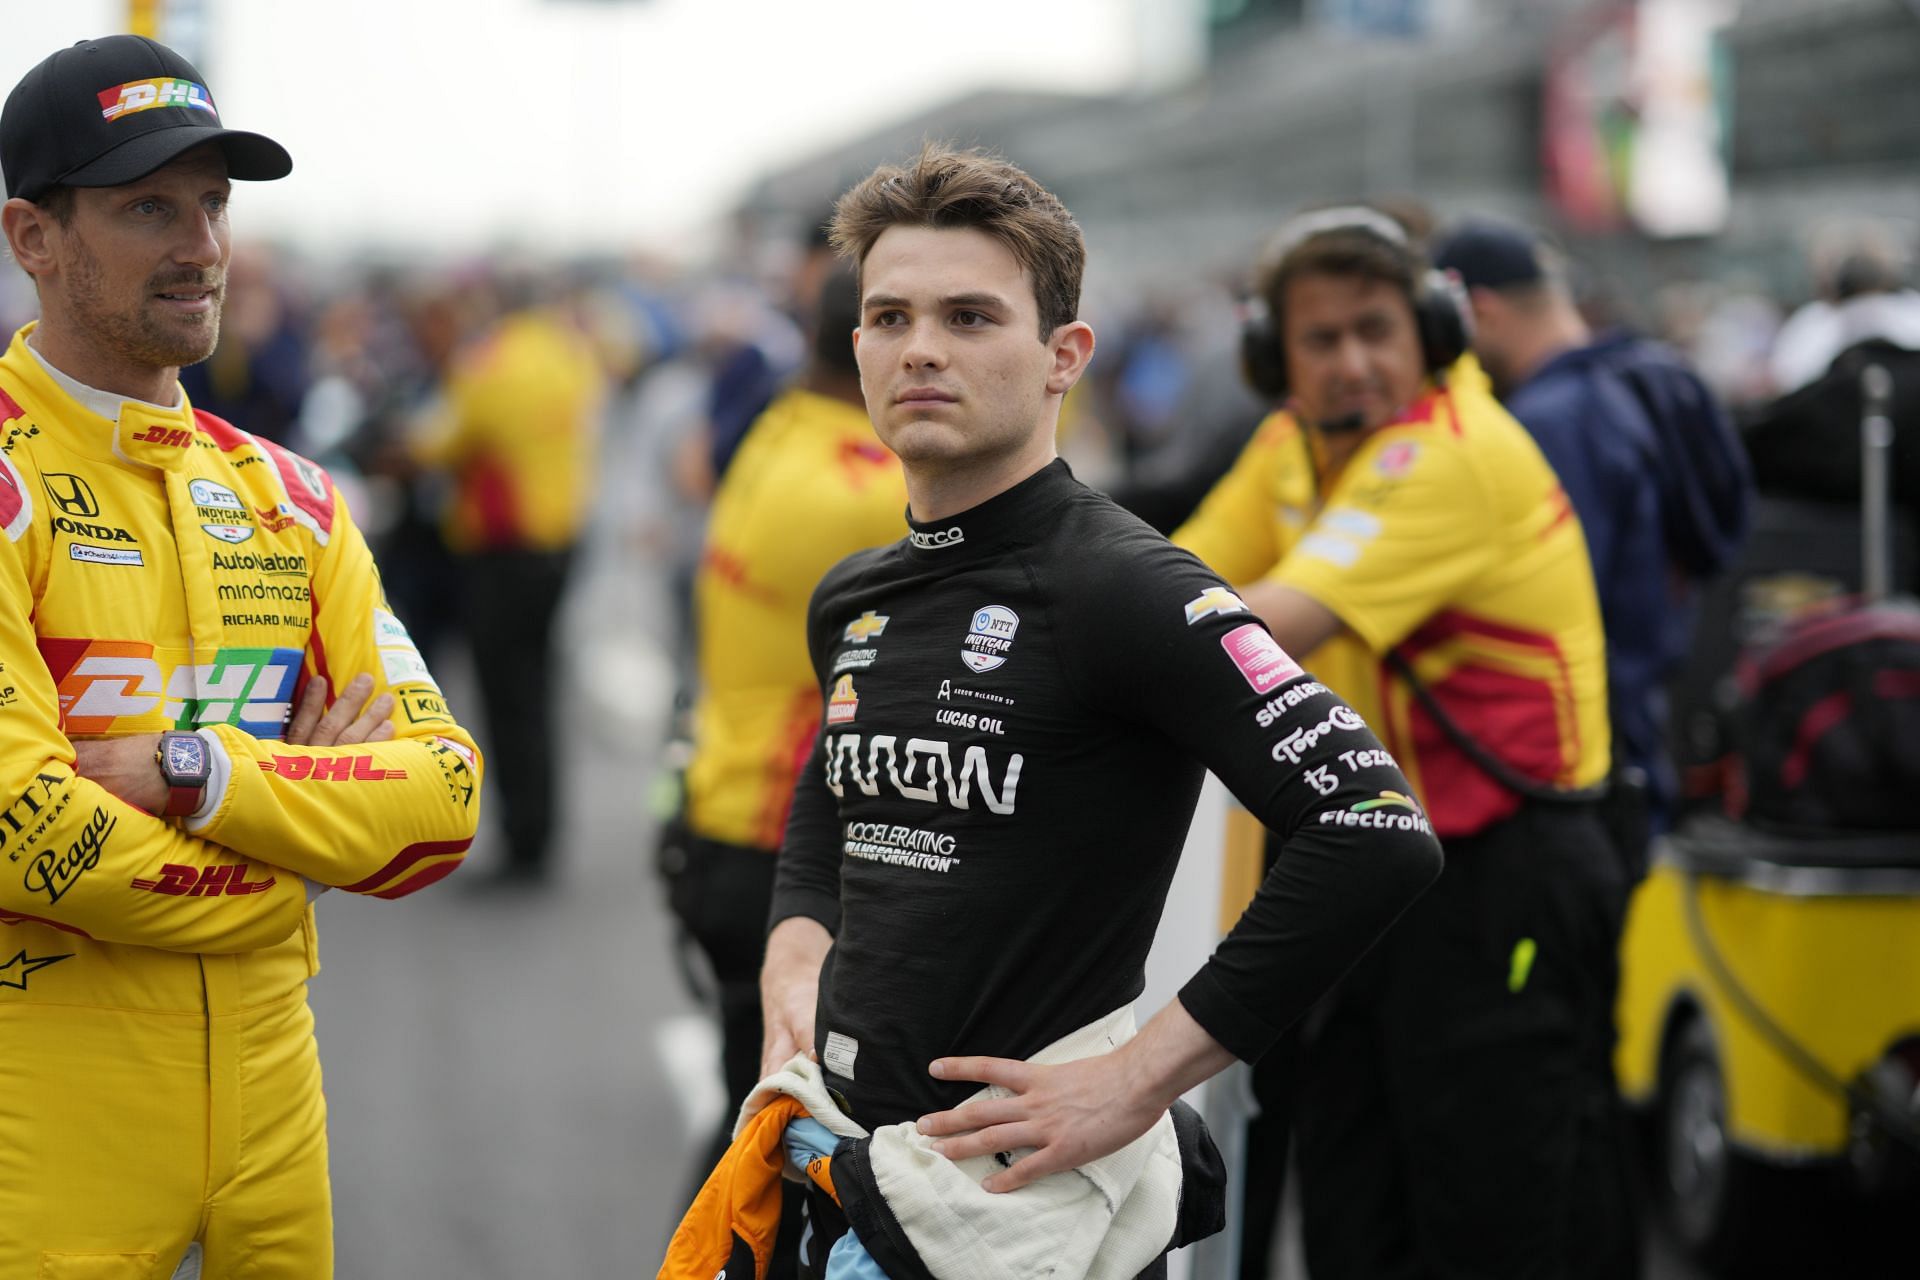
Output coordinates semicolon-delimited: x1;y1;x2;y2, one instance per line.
854;224;1082;474
1281;271;1426;433
43;145;233;376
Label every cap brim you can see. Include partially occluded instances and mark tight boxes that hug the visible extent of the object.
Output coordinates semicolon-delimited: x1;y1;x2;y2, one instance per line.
59;124;292;190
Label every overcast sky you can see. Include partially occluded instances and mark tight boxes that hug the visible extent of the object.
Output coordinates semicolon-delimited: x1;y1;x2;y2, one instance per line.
4;0;1155;257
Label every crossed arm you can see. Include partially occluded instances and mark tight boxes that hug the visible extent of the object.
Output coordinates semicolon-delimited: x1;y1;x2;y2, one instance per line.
69;674;395;813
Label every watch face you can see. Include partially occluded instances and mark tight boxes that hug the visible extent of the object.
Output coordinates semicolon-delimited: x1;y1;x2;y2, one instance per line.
164;733;208;782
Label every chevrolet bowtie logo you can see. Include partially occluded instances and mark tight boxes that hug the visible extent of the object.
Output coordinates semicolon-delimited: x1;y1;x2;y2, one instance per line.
1183;587;1249;625
842;611;890;644
42;472;99;518
0;949;71;991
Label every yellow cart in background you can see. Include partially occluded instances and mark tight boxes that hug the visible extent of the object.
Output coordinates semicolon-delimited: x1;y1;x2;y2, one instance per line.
1618;819;1920;1271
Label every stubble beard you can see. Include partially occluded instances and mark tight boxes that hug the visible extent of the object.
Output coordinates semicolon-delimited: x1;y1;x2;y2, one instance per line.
62;229;223;374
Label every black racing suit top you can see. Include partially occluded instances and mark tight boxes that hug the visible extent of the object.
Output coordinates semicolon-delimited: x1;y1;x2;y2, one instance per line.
770;459;1443;1130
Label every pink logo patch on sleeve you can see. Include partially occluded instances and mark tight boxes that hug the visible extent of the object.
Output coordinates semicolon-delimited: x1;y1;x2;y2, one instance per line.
1221;623;1304;694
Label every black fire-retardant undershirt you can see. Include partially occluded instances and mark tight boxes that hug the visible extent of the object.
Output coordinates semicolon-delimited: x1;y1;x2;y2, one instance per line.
771;459;1443;1129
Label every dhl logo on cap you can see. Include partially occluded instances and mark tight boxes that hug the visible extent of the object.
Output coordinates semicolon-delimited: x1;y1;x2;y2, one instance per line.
98;77;216;122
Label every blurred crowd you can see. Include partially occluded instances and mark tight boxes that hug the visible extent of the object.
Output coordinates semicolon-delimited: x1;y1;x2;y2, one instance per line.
13;204;1905;632
4;200;1909;876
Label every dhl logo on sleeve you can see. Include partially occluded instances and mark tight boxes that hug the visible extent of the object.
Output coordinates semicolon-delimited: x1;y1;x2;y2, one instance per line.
38;639;301;737
259;754;406;781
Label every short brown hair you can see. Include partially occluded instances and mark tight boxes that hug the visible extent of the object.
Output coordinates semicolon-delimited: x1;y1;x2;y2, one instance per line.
1257;217;1422;330
830;144;1084;340
36;185;76;227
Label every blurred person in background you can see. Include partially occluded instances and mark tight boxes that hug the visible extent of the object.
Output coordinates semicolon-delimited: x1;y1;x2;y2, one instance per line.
413;281;606;884
178;242;310;445
1175;208;1622;1279
0;34;482;1277
1098;280;1270;537
1769;218;1920;397
673;233;810;503
661;257;906;1274
1433;215;1751;859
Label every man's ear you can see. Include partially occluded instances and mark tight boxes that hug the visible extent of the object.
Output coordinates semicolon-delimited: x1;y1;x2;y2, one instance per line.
2;198;58;279
1044;320;1095;395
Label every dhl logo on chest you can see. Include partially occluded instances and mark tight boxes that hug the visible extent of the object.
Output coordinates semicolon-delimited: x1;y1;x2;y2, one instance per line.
37;639;302;738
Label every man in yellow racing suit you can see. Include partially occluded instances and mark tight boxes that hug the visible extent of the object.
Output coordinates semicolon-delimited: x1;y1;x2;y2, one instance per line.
0;34;482;1278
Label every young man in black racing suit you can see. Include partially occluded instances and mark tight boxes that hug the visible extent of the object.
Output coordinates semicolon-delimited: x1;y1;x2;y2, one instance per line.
757;147;1444;1275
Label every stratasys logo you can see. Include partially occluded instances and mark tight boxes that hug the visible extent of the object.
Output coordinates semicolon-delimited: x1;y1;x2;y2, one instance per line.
910;526;964;551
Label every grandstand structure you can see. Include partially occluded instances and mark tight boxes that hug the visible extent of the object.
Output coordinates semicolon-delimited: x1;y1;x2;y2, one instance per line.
737;0;1920;314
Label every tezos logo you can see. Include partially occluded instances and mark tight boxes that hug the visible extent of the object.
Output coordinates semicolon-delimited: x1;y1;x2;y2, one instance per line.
910;526;965;551
960;605;1019;674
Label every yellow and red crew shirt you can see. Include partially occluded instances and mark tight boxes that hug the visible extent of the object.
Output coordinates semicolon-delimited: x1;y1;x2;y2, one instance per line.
1175;359;1608;838
415;308;606;554
685;389;906;851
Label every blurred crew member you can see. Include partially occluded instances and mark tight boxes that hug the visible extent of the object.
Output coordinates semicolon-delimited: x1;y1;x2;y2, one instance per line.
0;35;482;1278
668;259;906;1268
1175;209;1620;1278
678;148;1442;1277
1769;220;1920;395
1433;216;1750;854
414;294;605;881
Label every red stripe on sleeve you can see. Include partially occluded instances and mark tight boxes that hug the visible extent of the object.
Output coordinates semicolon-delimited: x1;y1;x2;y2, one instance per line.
0;910;93;938
340;837;473;894
367;857;465;900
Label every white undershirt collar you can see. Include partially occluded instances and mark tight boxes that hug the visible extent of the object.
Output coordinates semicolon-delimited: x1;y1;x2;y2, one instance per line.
24;332;182;420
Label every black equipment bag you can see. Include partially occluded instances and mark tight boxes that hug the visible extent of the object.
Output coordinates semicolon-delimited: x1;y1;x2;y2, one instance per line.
1731;601;1920;831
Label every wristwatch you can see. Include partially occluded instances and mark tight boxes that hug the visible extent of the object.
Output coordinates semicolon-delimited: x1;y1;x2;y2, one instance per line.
155;730;211;817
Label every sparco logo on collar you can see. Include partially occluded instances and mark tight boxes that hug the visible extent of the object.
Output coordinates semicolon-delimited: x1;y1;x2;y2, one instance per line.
910;527;965;550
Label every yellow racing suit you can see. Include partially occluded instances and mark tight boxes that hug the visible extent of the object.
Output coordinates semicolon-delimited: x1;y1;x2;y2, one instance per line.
0;325;483;1278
